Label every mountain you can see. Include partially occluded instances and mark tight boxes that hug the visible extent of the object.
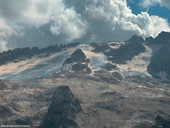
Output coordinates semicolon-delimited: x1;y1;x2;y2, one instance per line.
92;35;145;64
147;31;170;80
0;31;170;128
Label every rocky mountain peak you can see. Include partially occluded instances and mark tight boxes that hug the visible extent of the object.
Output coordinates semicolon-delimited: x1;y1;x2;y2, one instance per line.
146;31;170;45
62;49;87;66
62;49;91;73
40;86;81;128
155;31;170;43
145;36;154;45
127;34;144;44
70;49;86;62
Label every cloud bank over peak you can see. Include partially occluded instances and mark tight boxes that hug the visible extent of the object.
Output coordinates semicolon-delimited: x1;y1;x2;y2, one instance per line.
0;0;169;51
86;0;170;38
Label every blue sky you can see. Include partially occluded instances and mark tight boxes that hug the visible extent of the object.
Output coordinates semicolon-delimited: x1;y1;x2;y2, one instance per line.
127;0;170;23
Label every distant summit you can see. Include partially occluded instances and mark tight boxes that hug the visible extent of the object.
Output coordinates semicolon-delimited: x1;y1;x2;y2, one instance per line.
146;31;170;45
128;34;144;44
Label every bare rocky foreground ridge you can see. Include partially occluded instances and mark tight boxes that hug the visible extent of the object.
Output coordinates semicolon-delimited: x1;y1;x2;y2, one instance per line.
0;71;170;128
0;32;170;128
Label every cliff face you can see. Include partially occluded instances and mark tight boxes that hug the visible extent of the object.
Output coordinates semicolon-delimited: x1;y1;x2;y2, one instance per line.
147;32;170;79
148;44;170;79
40;86;81;128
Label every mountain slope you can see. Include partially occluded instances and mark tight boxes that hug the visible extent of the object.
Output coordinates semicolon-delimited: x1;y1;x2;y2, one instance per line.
0;35;151;81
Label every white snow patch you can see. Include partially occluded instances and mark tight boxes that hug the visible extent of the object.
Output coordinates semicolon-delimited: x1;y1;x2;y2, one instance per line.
80;45;109;71
0;47;80;81
0;44;110;80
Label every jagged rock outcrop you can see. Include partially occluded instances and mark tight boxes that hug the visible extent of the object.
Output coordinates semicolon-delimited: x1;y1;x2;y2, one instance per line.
71;63;91;74
39;86;82;128
63;49;86;65
91;43;110;53
152;115;170;128
102;63;117;71
112;72;124;81
0;43;80;66
104;35;146;64
63;49;91;73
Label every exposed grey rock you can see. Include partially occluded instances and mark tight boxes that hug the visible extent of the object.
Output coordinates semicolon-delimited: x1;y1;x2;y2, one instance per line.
94;70;120;84
15;118;32;126
145;37;154;45
101;91;124;100
71;63;92;74
112;72;124;81
146;31;170;45
92;43;110;53
121;111;156;128
102;63;117;71
0;105;13;117
147;32;170;79
0;80;7;90
152;115;170;128
0;42;80;66
104;35;145;64
62;49;92;73
39;86;82;128
71;63;88;71
63;49;87;66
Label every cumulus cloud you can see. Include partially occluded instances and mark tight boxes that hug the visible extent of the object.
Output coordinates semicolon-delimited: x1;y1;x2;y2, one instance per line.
0;19;16;51
0;0;169;51
86;0;170;38
161;0;170;9
0;0;87;47
139;0;170;9
139;0;161;8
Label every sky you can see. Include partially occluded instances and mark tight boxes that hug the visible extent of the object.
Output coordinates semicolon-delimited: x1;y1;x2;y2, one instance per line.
0;0;170;52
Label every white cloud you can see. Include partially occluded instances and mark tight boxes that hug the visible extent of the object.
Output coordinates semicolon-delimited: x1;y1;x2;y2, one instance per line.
86;0;170;38
0;0;87;43
0;19;16;51
139;0;161;9
139;0;170;9
0;41;8;52
21;0;87;42
161;0;170;9
0;0;170;51
50;7;87;42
